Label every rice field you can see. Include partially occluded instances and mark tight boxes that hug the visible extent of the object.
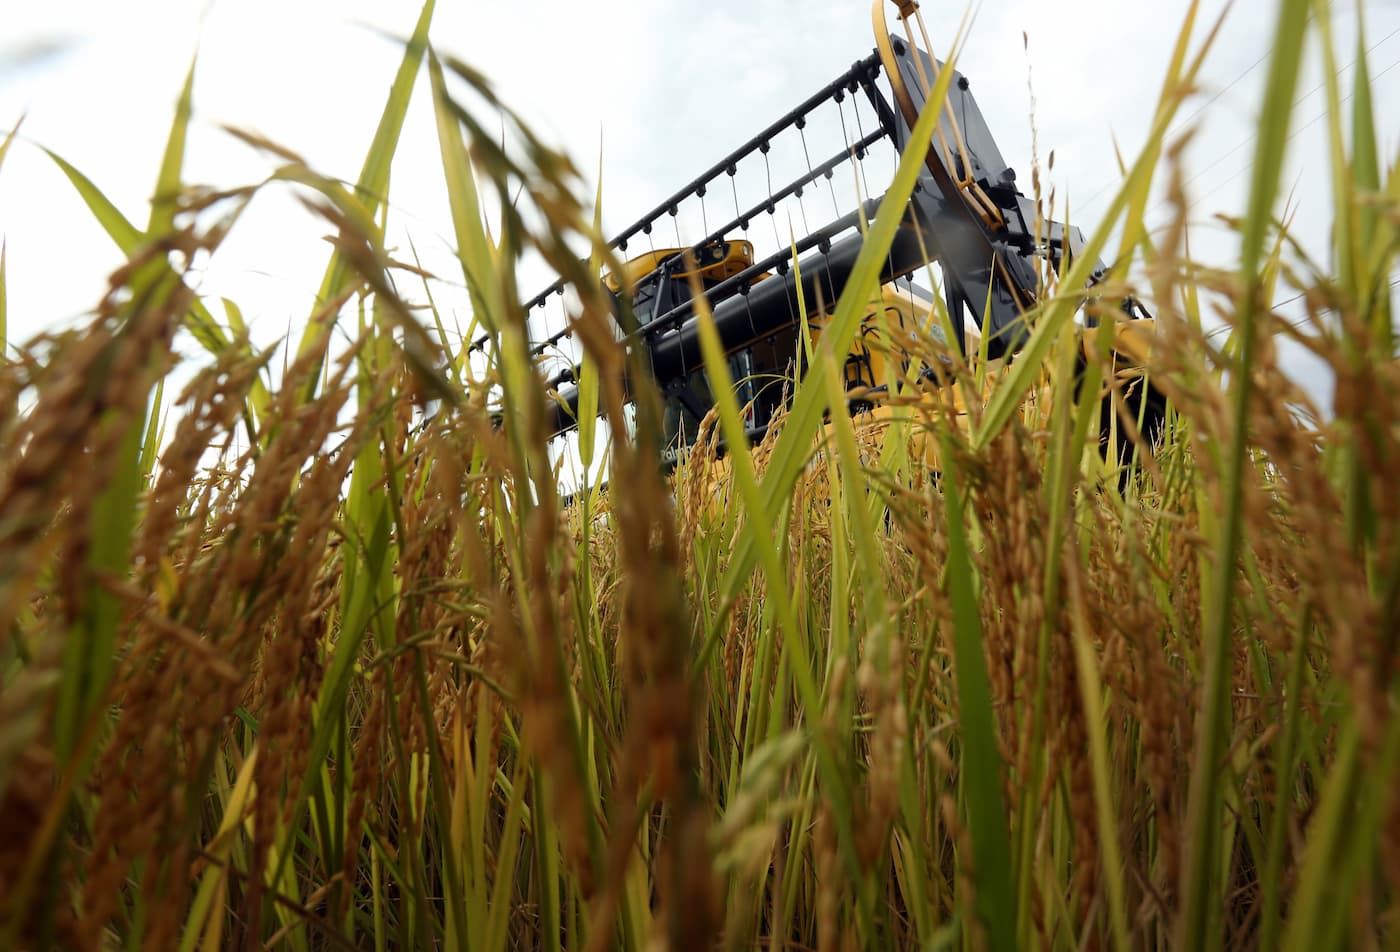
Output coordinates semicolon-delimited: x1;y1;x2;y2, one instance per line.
1;0;1398;949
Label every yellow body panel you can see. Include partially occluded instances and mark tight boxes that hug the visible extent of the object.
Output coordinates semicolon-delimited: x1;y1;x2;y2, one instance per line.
603;241;755;293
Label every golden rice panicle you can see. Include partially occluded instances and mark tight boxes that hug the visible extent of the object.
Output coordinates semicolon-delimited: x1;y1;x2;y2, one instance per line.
0;237;205;946
80;310;360;945
1063;665;1100;920
604;398;719;948
674;407;720;568
135;345;265;573
0;348;21;442
938;787;979;948
0;718;81;946
235;338;367;937
0;239;185;631
341;658;386;916
854;632;905;868
1099;518;1185;893
976;427;1045;802
814;802;843;952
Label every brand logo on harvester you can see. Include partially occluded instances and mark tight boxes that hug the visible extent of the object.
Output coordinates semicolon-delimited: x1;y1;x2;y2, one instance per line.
660;444;692;466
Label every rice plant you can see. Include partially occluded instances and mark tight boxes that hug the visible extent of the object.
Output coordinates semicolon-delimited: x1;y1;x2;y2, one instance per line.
0;0;1397;949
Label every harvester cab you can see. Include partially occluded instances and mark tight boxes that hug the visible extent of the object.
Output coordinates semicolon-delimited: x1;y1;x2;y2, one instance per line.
487;0;1162;468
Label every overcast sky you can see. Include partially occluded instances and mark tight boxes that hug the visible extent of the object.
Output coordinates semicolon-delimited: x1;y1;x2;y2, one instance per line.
2;0;1398;407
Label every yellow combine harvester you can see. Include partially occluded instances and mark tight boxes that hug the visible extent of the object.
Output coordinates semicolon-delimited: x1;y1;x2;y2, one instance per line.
484;0;1164;472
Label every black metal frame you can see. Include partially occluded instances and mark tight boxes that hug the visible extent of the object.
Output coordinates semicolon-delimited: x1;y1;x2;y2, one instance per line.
478;35;1134;441
469;53;890;358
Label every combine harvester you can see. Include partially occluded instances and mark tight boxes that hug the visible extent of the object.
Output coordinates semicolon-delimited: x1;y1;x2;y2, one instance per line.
481;0;1164;474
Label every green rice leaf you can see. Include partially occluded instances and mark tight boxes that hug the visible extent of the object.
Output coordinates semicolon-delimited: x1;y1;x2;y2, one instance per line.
0;115;19;174
148;56;195;239
1177;0;1310;945
294;0;436;396
692;264;862;885
576;147;605;473
939;434;1016;952
714;29;962;622
138;376;166;481
44;147;237;359
1348;18;1387;350
976;0;1209;449
45;149;144;252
